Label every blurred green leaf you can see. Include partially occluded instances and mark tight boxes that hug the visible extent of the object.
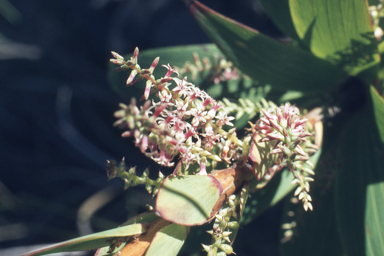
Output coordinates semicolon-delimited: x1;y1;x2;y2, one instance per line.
187;1;348;93
289;0;380;76
22;223;146;256
378;40;384;54
156;175;222;226
145;223;190;256
0;0;22;24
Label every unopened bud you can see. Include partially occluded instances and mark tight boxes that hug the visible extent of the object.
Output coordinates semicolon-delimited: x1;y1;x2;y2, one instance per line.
219;244;233;255
227;221;239;229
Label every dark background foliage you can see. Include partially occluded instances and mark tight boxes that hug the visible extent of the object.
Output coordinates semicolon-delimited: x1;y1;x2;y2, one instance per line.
0;1;282;255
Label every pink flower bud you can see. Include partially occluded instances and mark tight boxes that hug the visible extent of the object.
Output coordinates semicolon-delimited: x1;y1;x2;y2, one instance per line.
111;51;124;60
132;47;139;63
126;70;138;85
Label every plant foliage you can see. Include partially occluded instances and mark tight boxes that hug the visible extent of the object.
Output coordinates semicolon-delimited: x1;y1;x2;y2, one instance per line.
24;0;384;256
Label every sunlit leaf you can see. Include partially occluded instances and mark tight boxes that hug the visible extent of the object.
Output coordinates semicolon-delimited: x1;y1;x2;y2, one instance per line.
365;182;384;256
145;224;190;256
156;175;223;226
289;0;380;76
22;223;146;256
187;1;348;93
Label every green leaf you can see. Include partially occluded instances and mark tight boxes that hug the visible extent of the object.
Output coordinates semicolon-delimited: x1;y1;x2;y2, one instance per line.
334;95;384;255
241;148;322;225
258;0;300;41
145;224;190;256
289;0;380;76
120;211;159;227
22;223;146;256
95;211;159;256
365;182;384;255
370;86;384;142
378;40;384;55
187;1;348;93
156;175;222;226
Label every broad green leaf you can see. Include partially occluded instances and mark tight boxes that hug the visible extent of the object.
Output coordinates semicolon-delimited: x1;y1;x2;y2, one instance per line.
22;223;146;256
334;96;384;255
188;1;348;93
289;0;380;76
366;88;384;255
365;182;384;256
241;148;322;225
370;85;384;142
145;223;190;256
258;0;300;42
156;175;222;226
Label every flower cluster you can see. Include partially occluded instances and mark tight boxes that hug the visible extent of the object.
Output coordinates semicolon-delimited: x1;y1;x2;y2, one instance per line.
254;103;318;211
111;48;245;174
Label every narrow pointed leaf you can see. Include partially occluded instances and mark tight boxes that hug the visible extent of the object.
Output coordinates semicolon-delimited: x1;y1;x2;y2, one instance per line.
187;1;348;93
156;175;223;226
95;211;159;256
118;218;172;256
145;224;190;256
289;0;380;76
22;223;146;256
